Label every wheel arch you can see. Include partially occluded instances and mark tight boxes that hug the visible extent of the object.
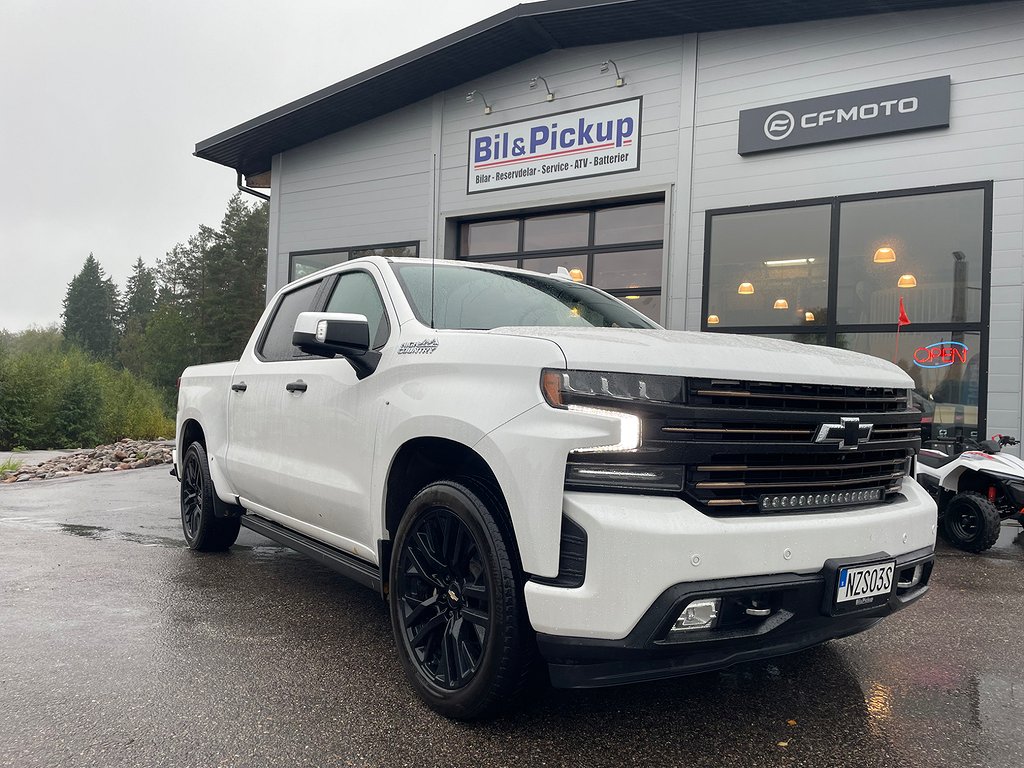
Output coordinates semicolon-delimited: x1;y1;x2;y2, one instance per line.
177;418;237;509
381;437;517;589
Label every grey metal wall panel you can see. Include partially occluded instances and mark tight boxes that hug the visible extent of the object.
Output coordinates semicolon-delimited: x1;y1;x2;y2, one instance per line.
687;0;1024;439
271;98;435;294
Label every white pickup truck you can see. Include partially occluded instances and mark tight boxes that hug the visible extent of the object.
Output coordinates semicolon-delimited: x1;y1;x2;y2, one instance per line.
175;256;936;719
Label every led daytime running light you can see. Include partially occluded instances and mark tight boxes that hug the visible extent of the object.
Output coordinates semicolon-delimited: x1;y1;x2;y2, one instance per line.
568;405;641;453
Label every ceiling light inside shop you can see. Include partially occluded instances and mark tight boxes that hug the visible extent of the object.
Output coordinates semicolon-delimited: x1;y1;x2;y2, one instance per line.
805;311;815;321
625;295;641;300
763;257;816;267
873;246;896;263
568;268;585;282
773;298;789;309
707;314;720;325
738;282;754;295
897;274;917;288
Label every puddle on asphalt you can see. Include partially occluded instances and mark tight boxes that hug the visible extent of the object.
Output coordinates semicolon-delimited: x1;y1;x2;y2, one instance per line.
0;516;294;557
0;517;184;547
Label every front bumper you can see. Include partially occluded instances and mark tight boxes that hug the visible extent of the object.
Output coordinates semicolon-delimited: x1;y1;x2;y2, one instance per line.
539;546;933;688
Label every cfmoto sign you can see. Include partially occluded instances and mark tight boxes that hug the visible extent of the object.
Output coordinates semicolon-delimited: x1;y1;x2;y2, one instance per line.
763;110;795;141
739;76;950;155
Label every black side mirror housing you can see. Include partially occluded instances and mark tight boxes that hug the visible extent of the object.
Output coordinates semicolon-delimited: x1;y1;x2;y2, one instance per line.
292;312;381;378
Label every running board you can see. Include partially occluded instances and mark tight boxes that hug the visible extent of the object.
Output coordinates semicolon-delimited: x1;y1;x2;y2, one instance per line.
240;515;382;592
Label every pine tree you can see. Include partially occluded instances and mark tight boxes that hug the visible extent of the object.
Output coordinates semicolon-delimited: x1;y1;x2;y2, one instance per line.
122;257;158;332
61;254;120;360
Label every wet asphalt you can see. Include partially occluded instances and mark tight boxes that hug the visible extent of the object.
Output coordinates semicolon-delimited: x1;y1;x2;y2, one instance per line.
1;468;1022;768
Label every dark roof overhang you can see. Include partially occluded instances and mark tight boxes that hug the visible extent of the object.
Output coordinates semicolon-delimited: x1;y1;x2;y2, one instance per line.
195;0;985;176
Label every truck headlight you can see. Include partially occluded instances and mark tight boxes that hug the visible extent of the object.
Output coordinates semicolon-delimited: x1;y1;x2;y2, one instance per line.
542;369;681;454
542;370;685;490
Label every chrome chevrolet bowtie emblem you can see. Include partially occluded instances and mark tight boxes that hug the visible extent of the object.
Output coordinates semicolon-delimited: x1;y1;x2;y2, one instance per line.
815;417;872;451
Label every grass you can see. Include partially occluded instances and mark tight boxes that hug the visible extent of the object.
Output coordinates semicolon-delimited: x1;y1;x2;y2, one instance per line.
0;456;23;474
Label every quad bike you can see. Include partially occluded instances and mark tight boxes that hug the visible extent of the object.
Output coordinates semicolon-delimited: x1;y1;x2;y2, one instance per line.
915;434;1024;553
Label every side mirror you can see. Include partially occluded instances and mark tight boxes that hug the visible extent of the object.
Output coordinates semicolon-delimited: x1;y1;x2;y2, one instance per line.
292;312;380;378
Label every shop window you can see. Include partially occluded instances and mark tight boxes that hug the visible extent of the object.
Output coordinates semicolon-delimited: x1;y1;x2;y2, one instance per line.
594;202;664;245
836;190;985;325
460;220;518;256
705;205;831;329
457;199;665;323
289;243;417;282
704;183;991;438
593;249;662;291
523;212;589;251
521;253;588;277
838;331;982;443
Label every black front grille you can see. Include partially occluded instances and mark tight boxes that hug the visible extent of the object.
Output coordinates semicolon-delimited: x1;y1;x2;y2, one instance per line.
673;379;918;515
686;378;909;414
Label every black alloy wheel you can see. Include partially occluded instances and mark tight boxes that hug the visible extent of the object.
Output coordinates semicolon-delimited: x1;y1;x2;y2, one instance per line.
179;442;241;552
396;506;491;690
941;491;1000;553
389;480;537;720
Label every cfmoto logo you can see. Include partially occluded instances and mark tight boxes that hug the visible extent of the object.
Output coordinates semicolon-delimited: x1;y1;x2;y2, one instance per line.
763;110;795;141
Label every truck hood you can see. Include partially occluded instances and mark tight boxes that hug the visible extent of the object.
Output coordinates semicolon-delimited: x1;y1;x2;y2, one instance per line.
488;327;913;388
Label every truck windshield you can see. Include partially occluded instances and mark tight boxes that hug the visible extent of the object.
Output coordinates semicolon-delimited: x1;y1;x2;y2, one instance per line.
391;262;659;331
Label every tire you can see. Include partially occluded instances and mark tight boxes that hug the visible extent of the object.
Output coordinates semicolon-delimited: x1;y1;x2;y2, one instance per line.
180;441;241;552
388;479;536;720
940;491;1001;553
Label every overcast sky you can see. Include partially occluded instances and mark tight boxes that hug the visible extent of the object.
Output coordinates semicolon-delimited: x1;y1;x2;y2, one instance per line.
0;0;517;332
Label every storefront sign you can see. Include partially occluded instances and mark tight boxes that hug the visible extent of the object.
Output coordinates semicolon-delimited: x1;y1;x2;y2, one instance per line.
913;341;969;368
737;76;950;155
468;98;642;194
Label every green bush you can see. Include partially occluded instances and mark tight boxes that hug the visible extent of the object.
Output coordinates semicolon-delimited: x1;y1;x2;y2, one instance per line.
0;330;174;450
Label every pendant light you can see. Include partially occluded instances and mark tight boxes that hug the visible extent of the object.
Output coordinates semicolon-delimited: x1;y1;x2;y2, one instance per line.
897;274;917;288
773;298;789;310
738;282;754;295
873;246;896;263
707;314;720;325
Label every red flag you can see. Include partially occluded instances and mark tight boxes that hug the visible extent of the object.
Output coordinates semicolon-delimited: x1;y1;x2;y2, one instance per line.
897;296;911;327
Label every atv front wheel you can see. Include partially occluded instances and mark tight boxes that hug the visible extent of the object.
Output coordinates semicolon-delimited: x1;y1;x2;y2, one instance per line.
940;491;1000;553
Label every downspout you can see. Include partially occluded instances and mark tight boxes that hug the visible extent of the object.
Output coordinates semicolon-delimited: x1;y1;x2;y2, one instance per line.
237;171;270;202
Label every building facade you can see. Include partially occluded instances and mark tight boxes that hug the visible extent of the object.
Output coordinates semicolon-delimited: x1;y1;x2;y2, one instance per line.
197;0;1024;446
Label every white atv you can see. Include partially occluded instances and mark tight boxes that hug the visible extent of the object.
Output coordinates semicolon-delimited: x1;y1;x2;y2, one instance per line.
916;434;1024;552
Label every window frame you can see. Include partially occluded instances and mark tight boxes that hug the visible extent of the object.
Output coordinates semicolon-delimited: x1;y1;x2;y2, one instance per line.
323;268;392;351
456;197;666;320
702;180;993;436
288;241;419;283
255;278;330;362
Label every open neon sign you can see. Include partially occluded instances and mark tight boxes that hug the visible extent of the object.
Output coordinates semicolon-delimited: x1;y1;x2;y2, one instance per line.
913;341;968;368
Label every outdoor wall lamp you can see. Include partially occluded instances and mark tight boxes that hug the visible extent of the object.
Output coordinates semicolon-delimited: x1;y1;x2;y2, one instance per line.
530;75;555;101
465;90;492;115
600;59;625;87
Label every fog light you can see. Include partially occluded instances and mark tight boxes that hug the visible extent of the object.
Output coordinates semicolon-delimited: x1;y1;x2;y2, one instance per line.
670;598;721;632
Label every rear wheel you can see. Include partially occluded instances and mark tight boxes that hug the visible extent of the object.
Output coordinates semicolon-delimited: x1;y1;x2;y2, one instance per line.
940;491;1000;553
180;442;240;551
389;480;536;720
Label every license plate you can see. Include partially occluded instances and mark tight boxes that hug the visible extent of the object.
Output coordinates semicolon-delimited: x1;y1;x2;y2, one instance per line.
835;561;895;605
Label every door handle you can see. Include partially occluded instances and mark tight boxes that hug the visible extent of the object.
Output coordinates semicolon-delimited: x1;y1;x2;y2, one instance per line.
286;380;308;393
231;382;247;392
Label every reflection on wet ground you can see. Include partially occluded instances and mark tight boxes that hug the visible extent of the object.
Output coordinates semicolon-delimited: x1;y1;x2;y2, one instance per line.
1;470;1022;768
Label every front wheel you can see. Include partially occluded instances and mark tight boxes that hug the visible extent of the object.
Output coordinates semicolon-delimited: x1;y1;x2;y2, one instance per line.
940;491;1000;553
388;480;536;720
180;442;240;552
